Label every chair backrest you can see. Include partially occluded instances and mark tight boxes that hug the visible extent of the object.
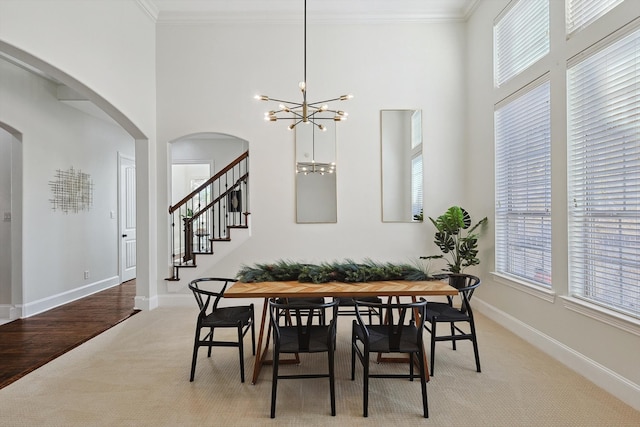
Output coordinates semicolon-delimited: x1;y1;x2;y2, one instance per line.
449;274;481;315
353;298;428;350
188;277;236;315
269;298;339;352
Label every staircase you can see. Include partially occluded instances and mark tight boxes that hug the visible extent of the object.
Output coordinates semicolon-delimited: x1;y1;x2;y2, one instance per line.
167;151;249;281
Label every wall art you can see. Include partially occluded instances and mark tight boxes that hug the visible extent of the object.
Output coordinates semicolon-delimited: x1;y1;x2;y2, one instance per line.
49;167;93;213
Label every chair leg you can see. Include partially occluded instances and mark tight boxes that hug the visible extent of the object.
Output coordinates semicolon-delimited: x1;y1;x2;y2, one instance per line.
250;309;256;355
450;322;457;350
329;343;336;416
469;319;481;372
237;324;245;383
207;328;214;357
351;324;356;381
430;322;437;376
189;327;200;382
362;350;369;417
417;350;429;418
270;347;279;418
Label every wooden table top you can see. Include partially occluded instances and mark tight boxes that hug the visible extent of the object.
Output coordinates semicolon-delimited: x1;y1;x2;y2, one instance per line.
224;279;458;298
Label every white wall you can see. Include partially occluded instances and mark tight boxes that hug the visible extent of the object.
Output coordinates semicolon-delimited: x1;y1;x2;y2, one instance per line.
466;0;640;408
156;21;468;285
0;0;156;136
0;58;135;311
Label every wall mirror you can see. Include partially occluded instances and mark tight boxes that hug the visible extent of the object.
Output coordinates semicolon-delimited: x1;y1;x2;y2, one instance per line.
296;121;337;223
381;109;423;222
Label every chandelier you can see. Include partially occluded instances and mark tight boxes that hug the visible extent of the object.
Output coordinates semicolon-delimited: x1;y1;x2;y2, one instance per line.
255;0;352;131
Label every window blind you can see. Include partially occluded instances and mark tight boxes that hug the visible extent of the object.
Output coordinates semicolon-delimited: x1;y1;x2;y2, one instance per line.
494;0;549;87
566;0;623;36
567;27;640;319
495;79;552;287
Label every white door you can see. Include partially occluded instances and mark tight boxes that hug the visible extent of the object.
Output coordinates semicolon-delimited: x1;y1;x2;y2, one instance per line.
119;155;136;282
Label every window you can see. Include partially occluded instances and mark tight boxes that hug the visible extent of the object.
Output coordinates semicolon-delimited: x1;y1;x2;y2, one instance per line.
567;26;640;319
495;79;552;287
494;0;549;87
566;0;624;36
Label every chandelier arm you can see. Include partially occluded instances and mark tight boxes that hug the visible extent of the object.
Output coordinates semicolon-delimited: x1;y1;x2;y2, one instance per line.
274;111;304;120
307;97;347;106
264;97;305;107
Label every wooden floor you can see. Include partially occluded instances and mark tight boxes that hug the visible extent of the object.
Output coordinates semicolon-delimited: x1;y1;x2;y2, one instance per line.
0;280;138;389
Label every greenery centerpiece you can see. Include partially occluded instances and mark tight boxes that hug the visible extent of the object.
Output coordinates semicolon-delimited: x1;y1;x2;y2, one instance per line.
236;259;435;284
421;206;487;286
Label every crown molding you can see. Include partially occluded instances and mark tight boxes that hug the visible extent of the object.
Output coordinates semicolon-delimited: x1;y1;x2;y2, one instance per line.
146;0;480;25
136;0;159;22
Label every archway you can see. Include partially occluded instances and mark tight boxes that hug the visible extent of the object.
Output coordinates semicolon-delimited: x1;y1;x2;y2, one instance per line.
0;40;153;315
0;122;21;323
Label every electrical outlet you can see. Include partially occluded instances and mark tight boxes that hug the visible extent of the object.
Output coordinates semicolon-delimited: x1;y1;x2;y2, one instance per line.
84;271;90;279
3;212;10;222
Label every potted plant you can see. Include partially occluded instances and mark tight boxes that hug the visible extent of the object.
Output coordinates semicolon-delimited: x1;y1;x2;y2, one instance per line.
422;206;487;287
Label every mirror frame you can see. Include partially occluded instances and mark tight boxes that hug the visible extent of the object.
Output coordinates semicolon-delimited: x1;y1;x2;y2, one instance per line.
380;109;423;223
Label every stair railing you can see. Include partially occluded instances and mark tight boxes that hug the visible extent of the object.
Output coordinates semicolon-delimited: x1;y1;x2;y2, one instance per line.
168;151;249;279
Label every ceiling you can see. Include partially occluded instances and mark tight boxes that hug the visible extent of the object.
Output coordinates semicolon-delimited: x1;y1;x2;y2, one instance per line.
1;0;478;125
142;0;480;23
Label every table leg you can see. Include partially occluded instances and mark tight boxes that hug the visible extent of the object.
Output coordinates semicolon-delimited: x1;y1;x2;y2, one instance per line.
250;298;269;384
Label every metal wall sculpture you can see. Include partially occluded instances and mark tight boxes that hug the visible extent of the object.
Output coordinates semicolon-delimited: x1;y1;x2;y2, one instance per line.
49;167;93;213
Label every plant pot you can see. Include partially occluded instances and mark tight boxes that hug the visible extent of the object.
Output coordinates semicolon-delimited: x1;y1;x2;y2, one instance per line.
448;274;467;289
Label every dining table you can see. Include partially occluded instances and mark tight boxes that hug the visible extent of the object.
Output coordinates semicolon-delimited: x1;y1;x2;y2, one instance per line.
224;279;458;384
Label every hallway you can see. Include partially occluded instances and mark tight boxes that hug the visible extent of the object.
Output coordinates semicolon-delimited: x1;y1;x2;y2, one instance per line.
0;280;138;389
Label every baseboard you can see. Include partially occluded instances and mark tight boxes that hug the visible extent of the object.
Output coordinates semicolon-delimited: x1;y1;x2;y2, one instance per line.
21;276;120;318
475;298;640;411
0;304;20;323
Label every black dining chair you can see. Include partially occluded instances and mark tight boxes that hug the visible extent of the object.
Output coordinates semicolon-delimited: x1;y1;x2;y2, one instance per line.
351;298;429;418
188;277;255;383
335;296;383;324
424;273;481;375
275;297;326;325
269;297;339;418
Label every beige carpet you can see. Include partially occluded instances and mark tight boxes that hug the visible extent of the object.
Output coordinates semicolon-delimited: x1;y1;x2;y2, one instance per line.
0;305;638;426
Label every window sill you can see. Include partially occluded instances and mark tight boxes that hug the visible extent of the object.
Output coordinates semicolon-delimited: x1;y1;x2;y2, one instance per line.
560;296;640;337
490;272;556;303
